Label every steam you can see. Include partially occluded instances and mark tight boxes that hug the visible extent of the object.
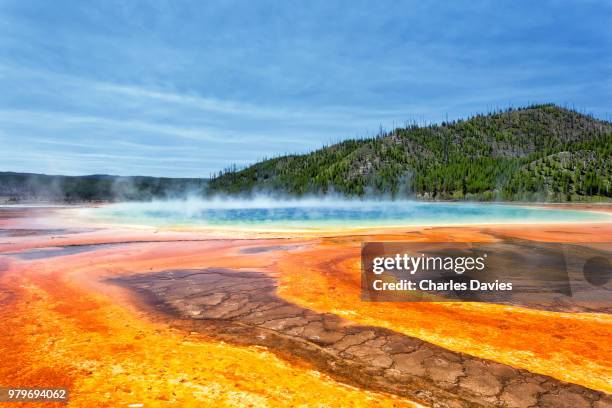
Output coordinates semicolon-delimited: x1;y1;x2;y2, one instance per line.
0;172;208;204
90;194;434;220
106;195;415;210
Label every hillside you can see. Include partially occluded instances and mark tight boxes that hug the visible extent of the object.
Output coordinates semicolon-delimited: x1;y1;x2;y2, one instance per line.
208;105;612;201
0;172;208;203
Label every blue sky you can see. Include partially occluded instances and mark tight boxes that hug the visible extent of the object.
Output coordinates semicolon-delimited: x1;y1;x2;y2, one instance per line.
1;0;610;177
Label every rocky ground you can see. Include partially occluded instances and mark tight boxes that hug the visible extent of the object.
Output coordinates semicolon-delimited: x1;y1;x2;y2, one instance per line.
112;268;612;408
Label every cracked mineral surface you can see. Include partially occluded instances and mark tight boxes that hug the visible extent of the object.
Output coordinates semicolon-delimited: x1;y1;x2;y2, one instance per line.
111;268;611;408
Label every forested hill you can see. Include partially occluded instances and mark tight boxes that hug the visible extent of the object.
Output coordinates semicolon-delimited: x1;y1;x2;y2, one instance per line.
208;105;612;201
0;172;207;203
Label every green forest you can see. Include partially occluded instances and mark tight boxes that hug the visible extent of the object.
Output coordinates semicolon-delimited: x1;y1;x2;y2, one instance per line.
208;105;612;201
0;173;207;203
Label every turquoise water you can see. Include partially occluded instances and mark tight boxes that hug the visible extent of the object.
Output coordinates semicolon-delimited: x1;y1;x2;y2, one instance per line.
83;199;610;228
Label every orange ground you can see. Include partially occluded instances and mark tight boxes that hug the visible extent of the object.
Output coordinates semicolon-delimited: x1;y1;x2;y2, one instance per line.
0;208;611;406
0;237;416;407
275;224;612;393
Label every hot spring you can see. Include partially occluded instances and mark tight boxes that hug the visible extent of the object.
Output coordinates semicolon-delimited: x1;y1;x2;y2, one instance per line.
78;198;610;229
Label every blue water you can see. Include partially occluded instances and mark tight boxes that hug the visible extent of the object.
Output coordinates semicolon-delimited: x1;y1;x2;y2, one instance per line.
84;199;610;228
